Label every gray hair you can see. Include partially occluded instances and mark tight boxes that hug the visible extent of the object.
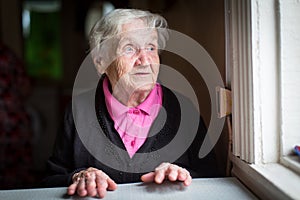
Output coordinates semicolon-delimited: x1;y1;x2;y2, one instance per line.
89;9;169;61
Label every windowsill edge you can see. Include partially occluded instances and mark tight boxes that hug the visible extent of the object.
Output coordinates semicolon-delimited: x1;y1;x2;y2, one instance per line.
231;155;299;200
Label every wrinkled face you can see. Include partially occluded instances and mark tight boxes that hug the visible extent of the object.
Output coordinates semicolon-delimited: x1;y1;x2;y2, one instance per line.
105;19;160;96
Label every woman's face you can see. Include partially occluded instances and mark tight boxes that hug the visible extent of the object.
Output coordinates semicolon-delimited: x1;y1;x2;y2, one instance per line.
105;19;160;97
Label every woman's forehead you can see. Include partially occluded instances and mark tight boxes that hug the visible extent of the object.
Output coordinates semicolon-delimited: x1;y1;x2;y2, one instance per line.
119;20;158;45
119;33;158;46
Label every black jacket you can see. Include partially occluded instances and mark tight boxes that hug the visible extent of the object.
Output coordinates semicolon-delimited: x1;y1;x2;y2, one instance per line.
42;78;218;187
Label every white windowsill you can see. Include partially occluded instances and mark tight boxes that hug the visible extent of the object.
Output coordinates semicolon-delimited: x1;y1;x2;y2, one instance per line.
281;155;300;176
231;155;300;200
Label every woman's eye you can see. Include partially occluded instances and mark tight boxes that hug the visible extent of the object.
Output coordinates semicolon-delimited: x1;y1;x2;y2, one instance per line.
146;46;156;52
124;46;135;54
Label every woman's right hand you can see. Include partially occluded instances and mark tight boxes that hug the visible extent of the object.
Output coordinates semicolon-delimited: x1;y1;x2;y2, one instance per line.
67;167;117;198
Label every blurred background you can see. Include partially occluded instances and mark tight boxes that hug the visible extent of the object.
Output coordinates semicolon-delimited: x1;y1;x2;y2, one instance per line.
0;0;227;189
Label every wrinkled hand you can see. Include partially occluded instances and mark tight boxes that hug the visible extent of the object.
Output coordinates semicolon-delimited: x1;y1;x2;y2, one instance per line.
141;162;192;186
67;167;117;198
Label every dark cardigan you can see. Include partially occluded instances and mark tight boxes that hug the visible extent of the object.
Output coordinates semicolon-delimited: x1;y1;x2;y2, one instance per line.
42;77;218;187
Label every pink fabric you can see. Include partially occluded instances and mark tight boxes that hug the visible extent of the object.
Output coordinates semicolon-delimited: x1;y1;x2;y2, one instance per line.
103;77;162;158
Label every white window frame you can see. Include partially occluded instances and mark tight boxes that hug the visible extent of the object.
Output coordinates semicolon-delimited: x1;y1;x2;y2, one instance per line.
278;0;300;176
226;0;300;199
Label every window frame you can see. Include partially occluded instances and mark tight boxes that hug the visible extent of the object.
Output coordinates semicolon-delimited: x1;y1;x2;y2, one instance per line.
278;0;300;175
226;0;300;199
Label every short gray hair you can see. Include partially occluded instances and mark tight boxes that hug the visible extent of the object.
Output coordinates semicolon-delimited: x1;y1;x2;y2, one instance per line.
89;9;169;60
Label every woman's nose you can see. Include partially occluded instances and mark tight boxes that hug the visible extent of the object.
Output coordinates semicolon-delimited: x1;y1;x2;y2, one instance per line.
135;50;150;66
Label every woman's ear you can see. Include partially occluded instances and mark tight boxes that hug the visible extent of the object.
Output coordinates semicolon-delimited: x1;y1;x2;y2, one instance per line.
92;56;106;75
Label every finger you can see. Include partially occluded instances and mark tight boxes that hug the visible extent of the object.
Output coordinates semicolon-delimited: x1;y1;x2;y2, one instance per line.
85;172;97;197
167;166;179;182
68;171;82;195
141;172;155;183
107;178;117;191
67;182;78;195
95;171;109;198
77;177;87;196
177;168;192;186
177;168;187;181
183;173;192;186
154;163;170;184
155;170;167;184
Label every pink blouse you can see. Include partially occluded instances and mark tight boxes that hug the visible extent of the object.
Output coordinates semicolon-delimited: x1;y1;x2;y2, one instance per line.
103;77;162;158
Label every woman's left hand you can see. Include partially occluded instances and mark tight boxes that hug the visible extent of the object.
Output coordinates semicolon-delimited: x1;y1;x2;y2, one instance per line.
141;162;192;186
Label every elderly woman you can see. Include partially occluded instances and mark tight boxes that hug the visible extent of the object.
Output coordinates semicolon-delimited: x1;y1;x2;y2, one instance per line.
43;9;218;198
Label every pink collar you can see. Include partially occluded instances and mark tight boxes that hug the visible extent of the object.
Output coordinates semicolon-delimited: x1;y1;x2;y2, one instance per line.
103;77;162;121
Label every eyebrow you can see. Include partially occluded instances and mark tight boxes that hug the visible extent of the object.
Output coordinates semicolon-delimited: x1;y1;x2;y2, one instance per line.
119;36;158;47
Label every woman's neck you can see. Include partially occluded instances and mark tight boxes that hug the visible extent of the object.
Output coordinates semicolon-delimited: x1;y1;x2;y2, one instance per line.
113;88;151;107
